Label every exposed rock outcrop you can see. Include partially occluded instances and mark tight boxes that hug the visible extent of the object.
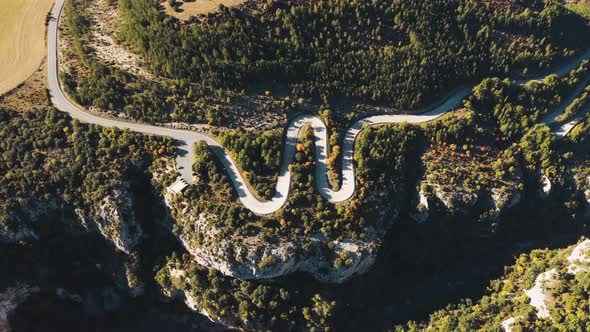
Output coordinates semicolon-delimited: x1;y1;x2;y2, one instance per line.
0;284;40;332
1;184;140;254
75;187;142;254
489;187;522;220
0;184;144;297
164;193;395;283
525;268;557;319
566;239;590;274
418;183;522;222
538;175;552;199
410;189;430;224
0;198;58;243
524;239;590;319
501;316;522;332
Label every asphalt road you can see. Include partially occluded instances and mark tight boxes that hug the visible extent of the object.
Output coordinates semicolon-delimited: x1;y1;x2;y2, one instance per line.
46;0;590;214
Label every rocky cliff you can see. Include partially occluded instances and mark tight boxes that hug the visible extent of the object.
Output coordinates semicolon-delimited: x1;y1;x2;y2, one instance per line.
0;284;40;332
164;191;395;283
75;187;142;254
0;198;58;243
0;183;144;297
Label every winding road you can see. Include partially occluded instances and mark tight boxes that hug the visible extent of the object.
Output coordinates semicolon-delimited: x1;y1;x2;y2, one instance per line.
47;0;590;215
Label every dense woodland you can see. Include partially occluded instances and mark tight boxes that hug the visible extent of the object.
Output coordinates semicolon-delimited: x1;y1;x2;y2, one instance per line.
7;0;590;330
0;108;174;234
62;0;590;124
467;60;590;141
393;240;590;331
213;128;282;199
116;0;589;111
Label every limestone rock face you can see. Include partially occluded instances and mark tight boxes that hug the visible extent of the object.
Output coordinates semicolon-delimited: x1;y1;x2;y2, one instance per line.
166;193;395;283
0;184;140;254
0;198;57;243
94;189;141;254
1;184;144;297
74;186;145;297
491;189;521;211
433;186;479;212
410;190;430;224
418;183;521;222
525;268;558;319
75;187;142;254
524;239;590;320
0;218;38;244
0;284;40;331
538;175;552;199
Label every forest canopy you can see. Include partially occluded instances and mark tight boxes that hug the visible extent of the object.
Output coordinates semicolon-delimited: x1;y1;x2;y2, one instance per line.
117;0;590;108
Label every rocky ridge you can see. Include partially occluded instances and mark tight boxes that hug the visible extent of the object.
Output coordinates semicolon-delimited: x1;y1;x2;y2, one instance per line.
163;190;394;283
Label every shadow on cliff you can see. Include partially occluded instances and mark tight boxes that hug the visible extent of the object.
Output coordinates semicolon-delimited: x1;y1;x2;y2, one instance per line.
274;181;590;331
1;165;223;332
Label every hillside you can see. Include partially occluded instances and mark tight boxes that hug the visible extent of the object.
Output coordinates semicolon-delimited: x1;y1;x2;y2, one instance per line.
58;0;590;124
6;0;590;331
393;238;590;331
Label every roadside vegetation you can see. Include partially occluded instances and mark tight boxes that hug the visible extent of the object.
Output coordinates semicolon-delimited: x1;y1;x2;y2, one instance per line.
170;122;421;251
0;107;174;236
468;60;590;141
559;83;590;122
8;0;590;330
212;128;282;200
58;0;590;125
62;0;171;122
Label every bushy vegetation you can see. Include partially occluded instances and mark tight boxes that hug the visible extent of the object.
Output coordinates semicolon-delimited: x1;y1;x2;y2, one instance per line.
213;128;282;200
568;0;590;19
392;239;590;331
560;83;590;122
0;107;173;233
117;0;589;111
303;293;337;332
169;122;423;259
155;253;300;329
568;110;590;144
62;0;170;122
154;252;342;330
520;124;564;179
355;124;423;211
467;60;590;141
422;136;522;195
32;2;590;330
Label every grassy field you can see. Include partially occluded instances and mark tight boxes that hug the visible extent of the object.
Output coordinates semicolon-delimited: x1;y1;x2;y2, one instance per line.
162;0;246;21
0;0;55;96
